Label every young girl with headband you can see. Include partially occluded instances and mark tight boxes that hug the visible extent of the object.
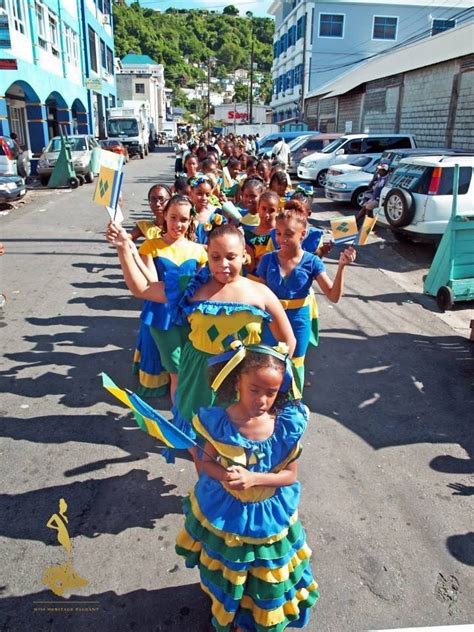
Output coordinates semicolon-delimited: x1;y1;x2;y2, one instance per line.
176;341;319;632
128;183;172;397
131;195;207;403
257;203;356;391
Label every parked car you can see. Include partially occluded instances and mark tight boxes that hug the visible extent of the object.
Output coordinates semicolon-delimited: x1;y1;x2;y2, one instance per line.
37;134;100;186
99;139;129;163
0;175;26;202
288;133;341;175
257;131;316;157
297;134;417;187
325;158;378;207
325;149;466;208
378;155;474;241
0;136;31;178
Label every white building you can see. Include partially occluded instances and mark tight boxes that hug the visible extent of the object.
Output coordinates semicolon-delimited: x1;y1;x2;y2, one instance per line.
116;53;167;132
268;0;473;127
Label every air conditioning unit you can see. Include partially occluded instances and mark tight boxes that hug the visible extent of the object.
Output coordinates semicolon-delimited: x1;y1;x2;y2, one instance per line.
102;14;110;25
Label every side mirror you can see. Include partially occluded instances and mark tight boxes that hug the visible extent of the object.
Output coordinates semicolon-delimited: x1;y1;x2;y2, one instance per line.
335;148;345;155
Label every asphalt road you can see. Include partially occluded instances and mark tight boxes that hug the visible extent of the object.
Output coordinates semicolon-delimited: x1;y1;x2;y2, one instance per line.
0;151;473;632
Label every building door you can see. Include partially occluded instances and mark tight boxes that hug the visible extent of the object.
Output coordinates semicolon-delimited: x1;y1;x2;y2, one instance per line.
7;102;29;148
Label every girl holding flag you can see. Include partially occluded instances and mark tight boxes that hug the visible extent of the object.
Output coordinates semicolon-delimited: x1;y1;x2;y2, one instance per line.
106;220;295;461
176;341;319;632
257;203;356;392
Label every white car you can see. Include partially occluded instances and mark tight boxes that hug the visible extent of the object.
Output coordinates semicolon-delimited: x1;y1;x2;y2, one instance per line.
37;134;99;186
378;155;474;241
297;133;416;187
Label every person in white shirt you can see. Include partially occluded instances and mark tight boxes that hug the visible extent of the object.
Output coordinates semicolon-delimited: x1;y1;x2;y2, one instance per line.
271;137;291;167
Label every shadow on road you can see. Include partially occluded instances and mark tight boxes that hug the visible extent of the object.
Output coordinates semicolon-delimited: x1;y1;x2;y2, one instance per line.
0;583;210;632
0;469;184;542
306;328;473;566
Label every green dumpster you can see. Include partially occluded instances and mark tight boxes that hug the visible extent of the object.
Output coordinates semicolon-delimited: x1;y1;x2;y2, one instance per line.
47;128;80;189
424;164;474;310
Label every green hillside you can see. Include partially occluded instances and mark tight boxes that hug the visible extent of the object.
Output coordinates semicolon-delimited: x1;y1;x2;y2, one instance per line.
113;3;275;108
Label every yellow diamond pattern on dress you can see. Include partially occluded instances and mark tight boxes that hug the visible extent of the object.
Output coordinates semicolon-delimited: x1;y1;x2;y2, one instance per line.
189;311;264;354
237;325;249;341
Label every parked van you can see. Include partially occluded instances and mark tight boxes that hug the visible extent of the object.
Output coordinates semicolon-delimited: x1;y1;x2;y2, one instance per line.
297;134;416;187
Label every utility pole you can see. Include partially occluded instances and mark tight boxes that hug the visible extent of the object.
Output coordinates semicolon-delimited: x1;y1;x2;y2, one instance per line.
207;56;211;131
300;6;308;125
247;11;255;125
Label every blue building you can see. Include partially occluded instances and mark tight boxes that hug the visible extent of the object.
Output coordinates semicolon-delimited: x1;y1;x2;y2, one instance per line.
268;0;473;129
0;0;115;164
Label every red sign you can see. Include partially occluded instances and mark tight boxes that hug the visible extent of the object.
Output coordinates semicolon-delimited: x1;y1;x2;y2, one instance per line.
0;59;17;70
228;111;247;120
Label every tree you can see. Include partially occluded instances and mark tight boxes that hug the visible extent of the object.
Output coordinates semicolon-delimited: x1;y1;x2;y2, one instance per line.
233;80;248;103
216;42;245;71
223;5;239;16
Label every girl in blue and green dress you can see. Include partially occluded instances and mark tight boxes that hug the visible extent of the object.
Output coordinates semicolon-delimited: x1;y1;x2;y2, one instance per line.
107;221;296;465
176;342;319;632
257;202;356;393
136;195;208;403
130;183;172;397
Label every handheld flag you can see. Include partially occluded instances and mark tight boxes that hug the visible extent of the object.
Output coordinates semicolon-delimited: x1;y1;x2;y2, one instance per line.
93;167;123;210
222;166;235;189
330;216;358;245
102;372;194;450
357;215;377;245
101;373;233;467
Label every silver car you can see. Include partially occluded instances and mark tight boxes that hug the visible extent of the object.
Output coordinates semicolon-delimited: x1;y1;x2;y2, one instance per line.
325;156;379;207
37;134;99;185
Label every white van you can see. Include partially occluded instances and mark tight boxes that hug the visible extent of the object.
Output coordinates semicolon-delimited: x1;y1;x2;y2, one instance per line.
297;134;416;187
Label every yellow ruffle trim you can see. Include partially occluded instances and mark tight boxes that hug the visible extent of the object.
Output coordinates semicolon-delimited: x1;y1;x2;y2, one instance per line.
240;581;319;627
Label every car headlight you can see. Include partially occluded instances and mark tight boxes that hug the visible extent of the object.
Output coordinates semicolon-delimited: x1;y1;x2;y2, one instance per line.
333;182;347;189
75;157;90;167
304;162;317;169
38;159;47;167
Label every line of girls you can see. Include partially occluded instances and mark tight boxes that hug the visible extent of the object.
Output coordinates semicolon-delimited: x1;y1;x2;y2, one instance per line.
105;140;355;631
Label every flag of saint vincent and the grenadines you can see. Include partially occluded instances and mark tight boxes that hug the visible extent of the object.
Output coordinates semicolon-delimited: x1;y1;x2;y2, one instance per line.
101;373;194;451
330;216;359;245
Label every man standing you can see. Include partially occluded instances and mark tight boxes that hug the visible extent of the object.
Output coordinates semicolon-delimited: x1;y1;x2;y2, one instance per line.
271;136;291;167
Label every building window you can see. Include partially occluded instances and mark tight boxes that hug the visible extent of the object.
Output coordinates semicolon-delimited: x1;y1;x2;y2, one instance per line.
319;13;344;38
88;26;97;72
273;41;278;58
297;14;306;39
65;25;79;66
10;0;26;34
106;46;114;74
35;2;47;48
432;18;455;36
135;83;145;94
103;0;110;16
48;12;59;56
100;39;106;68
373;16;398;40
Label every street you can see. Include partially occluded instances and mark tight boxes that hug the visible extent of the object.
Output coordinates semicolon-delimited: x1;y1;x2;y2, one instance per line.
0;150;473;632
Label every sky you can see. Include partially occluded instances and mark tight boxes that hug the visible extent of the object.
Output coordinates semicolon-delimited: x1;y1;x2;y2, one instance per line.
136;0;274;18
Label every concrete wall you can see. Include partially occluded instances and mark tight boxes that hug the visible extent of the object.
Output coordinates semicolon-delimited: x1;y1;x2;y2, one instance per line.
306;55;474;150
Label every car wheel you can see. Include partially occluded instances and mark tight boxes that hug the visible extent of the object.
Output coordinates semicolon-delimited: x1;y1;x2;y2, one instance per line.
351;187;368;208
436;286;454;311
316;169;328;188
40;175;50;186
85;171;94;184
383;188;415;227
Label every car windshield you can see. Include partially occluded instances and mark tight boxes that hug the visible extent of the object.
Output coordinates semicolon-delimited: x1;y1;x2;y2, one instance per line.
349;156;372;167
321;137;346;154
107;118;139;136
47;137;87;152
288;136;310;151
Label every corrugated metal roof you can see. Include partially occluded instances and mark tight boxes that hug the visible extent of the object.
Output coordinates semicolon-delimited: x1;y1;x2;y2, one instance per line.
305;22;474;101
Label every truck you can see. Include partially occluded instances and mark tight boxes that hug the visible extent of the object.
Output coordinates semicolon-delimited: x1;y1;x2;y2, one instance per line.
106;101;150;159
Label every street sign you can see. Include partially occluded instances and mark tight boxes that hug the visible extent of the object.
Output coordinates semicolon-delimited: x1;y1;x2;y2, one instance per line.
85;78;102;91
